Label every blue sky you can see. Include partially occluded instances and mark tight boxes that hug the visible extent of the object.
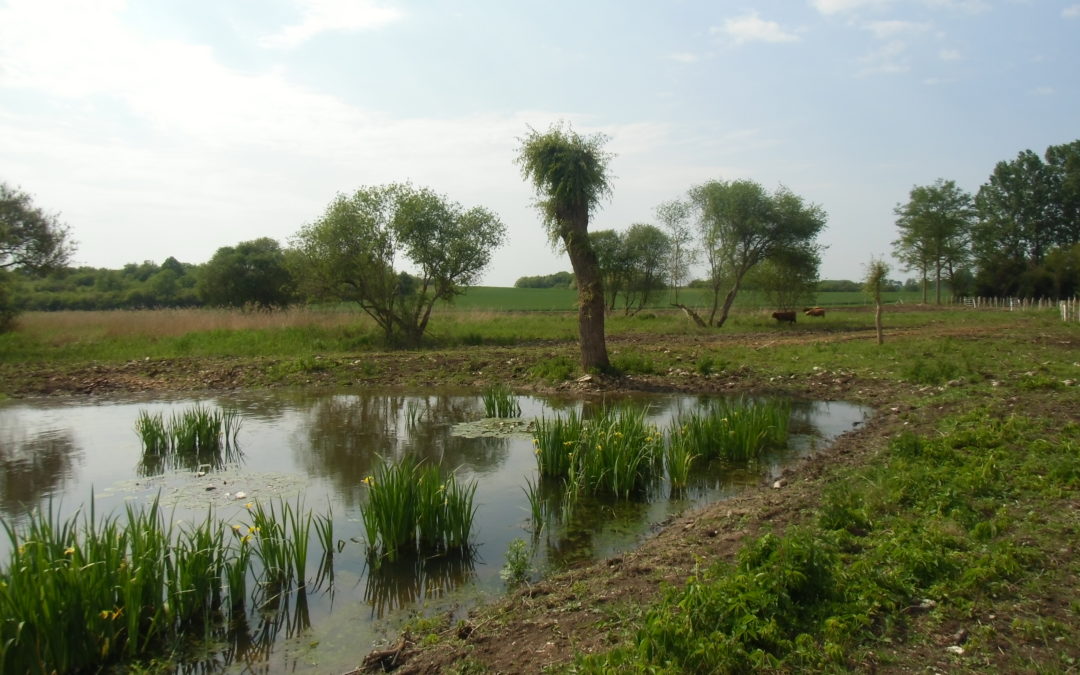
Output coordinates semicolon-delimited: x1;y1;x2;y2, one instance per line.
2;0;1077;286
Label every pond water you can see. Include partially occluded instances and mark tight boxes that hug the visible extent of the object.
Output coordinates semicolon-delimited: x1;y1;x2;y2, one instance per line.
0;389;869;673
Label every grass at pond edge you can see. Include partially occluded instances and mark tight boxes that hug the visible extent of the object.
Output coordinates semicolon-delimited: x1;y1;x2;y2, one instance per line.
571;405;1080;673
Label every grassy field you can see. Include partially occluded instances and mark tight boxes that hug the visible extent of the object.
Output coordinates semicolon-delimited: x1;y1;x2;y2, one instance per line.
451;286;929;311
1;289;951;366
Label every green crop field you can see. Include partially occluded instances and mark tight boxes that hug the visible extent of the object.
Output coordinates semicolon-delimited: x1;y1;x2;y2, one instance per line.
451;287;930;312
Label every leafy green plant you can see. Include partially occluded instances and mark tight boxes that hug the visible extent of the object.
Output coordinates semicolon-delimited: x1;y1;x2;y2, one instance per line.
528;356;577;383
612;351;658;375
500;538;532;587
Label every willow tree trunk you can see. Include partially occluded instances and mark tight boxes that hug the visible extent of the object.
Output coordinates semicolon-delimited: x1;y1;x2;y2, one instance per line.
874;301;884;345
563;225;610;372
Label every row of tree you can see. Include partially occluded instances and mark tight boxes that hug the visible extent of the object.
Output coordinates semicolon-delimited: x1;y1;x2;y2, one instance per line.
893;139;1080;301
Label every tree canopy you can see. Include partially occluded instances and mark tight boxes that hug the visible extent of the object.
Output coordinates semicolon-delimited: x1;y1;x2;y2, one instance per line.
291;184;505;346
198;238;295;308
516;122;614;372
1;183;75;274
893;178;974;304
972;140;1080;296
1;182;76;330
590;224;671;315
691;179;827;326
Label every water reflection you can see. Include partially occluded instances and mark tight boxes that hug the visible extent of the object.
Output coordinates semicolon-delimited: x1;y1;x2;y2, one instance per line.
294;394;509;508
0;424;80;519
363;550;476;619
137;443;245;477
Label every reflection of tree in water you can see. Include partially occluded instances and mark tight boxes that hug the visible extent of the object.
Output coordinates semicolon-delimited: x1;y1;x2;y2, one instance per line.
294;394;509;508
0;427;80;520
363;550;475;619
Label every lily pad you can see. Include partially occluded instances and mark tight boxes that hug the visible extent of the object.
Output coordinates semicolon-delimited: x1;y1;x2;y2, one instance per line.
451;417;535;439
99;465;310;510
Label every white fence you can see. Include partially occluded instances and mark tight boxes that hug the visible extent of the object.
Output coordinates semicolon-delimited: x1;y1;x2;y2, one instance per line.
1062;297;1080;322
956;296;1080;322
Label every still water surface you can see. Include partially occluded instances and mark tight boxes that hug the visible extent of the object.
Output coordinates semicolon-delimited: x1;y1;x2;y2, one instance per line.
0;389;869;673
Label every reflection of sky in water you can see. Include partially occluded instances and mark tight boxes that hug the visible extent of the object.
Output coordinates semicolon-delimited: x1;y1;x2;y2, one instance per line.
0;390;870;673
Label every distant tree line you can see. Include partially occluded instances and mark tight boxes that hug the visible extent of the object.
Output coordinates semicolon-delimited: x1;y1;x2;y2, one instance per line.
894;139;1080;301
514;271;574;288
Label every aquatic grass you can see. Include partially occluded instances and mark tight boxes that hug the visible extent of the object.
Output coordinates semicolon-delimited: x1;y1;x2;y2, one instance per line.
668;398;790;463
482;385;521;418
664;433;696;492
135;410;169;453
442;472;478;550
575;407;664;498
533;407;664;499
136;404;244;474
532;410;585;479
360;458;479;562
0;498;227;673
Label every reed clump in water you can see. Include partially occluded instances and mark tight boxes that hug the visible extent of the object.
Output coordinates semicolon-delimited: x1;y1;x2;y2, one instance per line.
135;404;243;473
482;385;521;418
0;496;331;674
360;457;478;564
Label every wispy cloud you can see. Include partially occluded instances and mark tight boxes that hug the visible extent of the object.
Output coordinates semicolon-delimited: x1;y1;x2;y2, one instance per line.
1064;4;1080;18
1030;86;1055;96
667;52;700;63
923;0;989;13
259;0;403;49
938;48;962;61
714;12;801;45
863;20;931;39
857;40;911;75
811;0;893;15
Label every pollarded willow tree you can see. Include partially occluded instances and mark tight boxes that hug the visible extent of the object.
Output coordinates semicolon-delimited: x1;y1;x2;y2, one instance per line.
291;183;505;347
864;256;890;345
516;122;614;372
691;179;827;327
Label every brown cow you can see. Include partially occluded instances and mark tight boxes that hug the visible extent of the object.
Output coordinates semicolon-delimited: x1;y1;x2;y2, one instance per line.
771;310;797;324
804;307;826;317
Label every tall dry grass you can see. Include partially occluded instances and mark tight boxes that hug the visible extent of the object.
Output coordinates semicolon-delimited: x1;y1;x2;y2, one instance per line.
16;308;371;343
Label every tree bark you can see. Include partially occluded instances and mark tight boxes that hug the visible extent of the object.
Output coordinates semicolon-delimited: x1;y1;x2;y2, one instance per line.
563;224;610;372
714;275;744;328
875;302;884;345
673;303;707;327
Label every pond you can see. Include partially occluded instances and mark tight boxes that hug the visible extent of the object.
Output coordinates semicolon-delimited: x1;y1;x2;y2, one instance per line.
0;389;869;673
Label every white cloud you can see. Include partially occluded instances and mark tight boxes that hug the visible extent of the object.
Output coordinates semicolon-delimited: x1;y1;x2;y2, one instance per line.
668;52;700;63
938;48;962;61
923;0;989;13
1064;4;1080;18
714;12;800;45
811;0;893;15
259;0;403;49
1030;86;1055;96
857;40;911;75
863;20;932;38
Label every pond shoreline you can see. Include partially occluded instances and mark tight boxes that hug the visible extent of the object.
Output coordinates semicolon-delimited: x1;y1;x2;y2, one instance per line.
5;316;1076;673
